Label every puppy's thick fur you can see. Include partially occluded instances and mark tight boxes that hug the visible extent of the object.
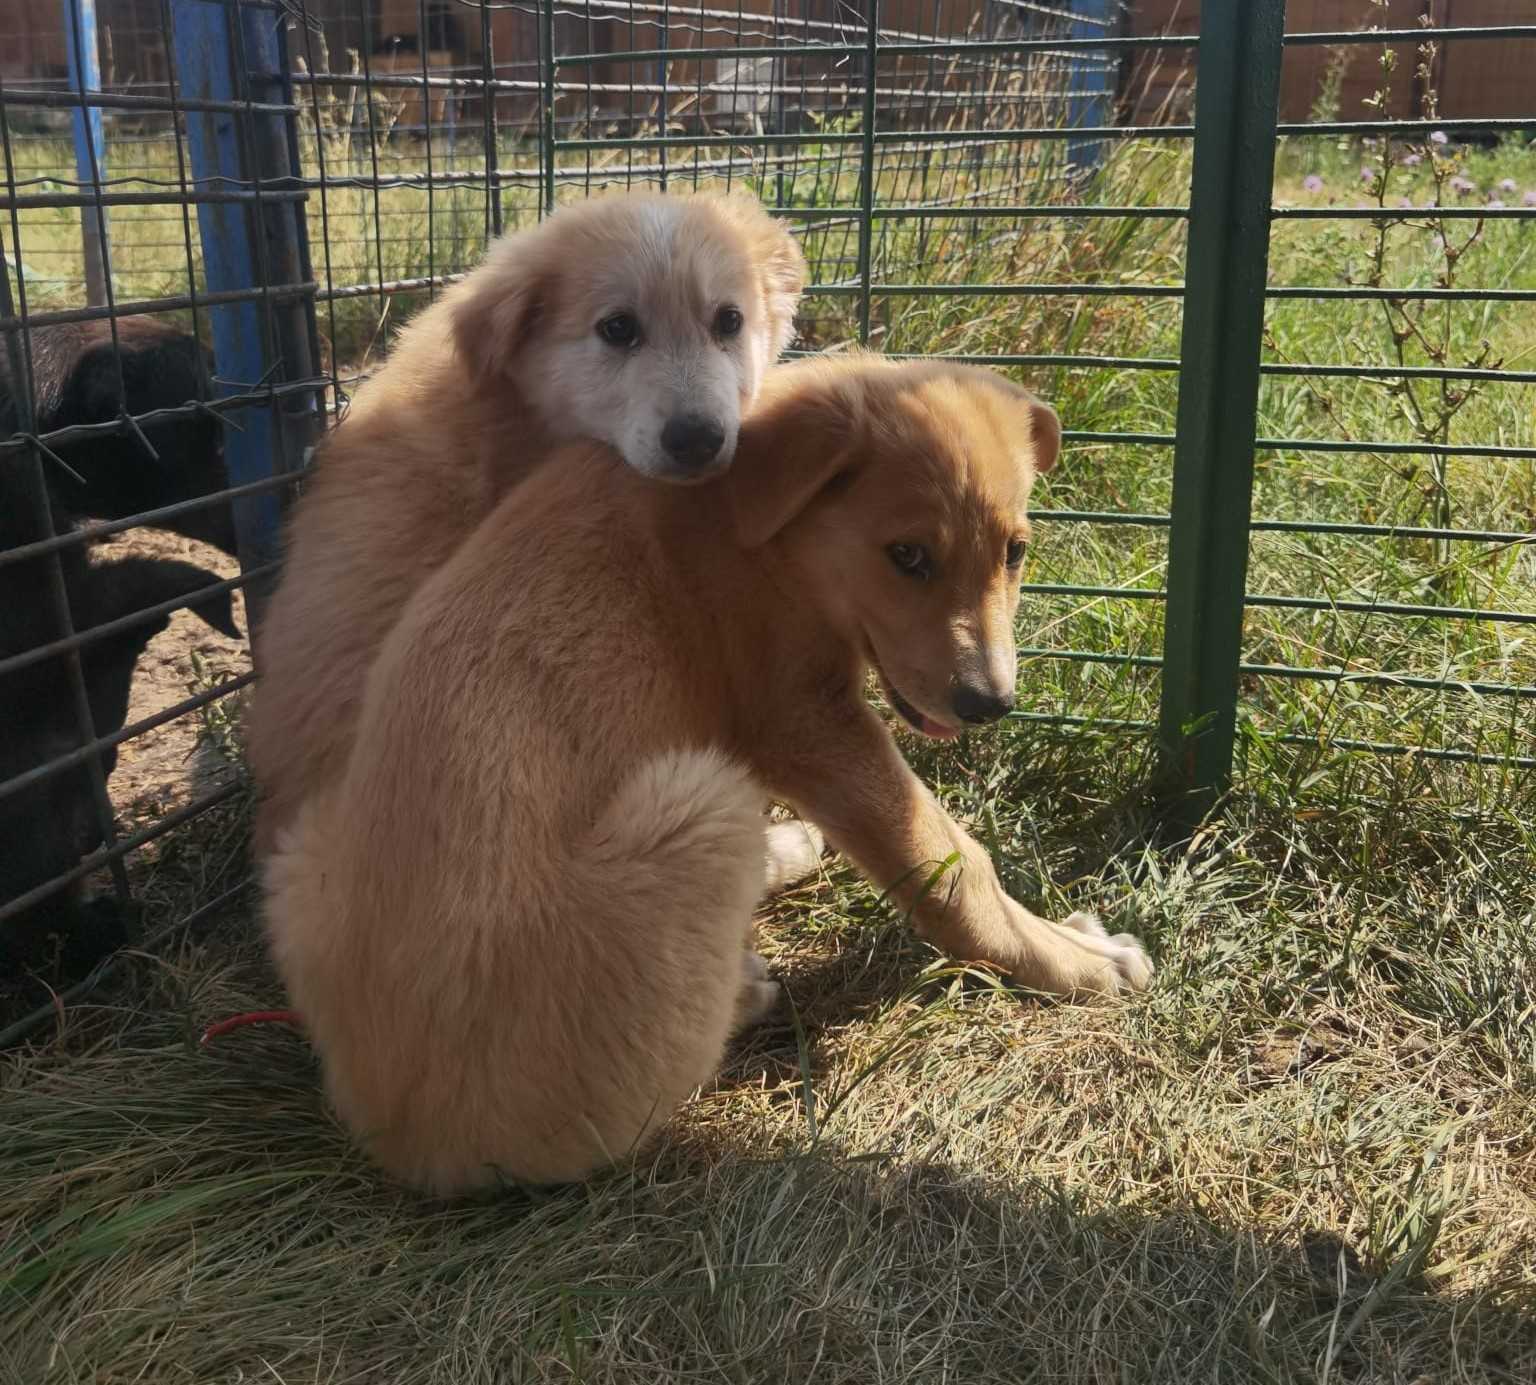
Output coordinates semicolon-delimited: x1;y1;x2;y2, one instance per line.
265;356;1153;1195
248;192;804;855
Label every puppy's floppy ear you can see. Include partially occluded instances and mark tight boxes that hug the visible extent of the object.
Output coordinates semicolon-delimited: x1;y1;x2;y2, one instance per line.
982;375;1061;476
1026;392;1061;475
713;194;807;359
728;367;863;548
449;235;554;386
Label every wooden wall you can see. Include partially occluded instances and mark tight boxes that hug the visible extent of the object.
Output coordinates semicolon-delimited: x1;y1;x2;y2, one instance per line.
1433;0;1534;120
1122;0;1536;125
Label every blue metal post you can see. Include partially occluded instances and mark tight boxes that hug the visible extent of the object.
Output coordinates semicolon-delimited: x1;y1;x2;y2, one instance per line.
171;0;315;626
540;0;556;214
656;9;669;193
1065;0;1112;182
63;0;111;305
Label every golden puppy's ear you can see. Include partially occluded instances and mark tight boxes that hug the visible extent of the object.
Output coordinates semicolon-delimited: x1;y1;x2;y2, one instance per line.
714;195;807;358
757;226;808;360
450;240;553;385
728;369;862;547
1026;393;1061;475
982;375;1061;476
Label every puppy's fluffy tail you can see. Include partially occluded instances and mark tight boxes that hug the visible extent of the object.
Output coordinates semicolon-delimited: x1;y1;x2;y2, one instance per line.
265;748;770;1193
588;747;768;901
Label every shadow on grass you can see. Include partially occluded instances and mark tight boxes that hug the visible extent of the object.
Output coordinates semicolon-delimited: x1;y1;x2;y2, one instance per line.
3;1014;1532;1383
2;902;1532;1382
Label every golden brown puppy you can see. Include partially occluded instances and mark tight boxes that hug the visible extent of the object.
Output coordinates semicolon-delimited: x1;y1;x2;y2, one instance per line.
264;355;1153;1195
247;192;805;854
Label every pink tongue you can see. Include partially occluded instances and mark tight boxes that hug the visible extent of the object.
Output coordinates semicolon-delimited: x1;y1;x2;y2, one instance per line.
918;715;959;741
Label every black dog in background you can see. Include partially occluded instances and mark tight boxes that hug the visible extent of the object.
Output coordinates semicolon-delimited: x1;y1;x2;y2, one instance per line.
9;317;238;556
0;547;239;982
1;318;241;990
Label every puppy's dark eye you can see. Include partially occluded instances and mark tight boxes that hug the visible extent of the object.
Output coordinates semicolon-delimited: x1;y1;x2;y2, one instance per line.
714;306;744;338
887;542;931;580
1005;538;1027;568
597;312;640;348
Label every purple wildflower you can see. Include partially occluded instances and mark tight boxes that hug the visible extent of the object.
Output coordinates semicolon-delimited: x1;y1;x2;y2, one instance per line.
1400;151;1422;167
1361;165;1377;183
1303;174;1324;192
1499;178;1518;193
1524;189;1536;207
1397;196;1414;209
1487;199;1506;210
1421;198;1438;209
1449;175;1476;196
1429;130;1449;145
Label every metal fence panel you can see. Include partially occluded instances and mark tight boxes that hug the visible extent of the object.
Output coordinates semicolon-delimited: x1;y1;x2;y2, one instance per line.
1;1;1533;1043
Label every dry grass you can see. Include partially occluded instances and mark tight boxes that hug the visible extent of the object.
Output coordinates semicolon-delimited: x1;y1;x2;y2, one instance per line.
2;722;1534;1381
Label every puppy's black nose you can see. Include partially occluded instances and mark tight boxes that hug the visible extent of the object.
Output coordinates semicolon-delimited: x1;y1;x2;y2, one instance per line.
661;414;726;469
952;684;1014;726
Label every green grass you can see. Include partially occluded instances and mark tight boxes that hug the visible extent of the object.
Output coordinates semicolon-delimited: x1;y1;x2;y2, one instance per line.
3;107;1535;1381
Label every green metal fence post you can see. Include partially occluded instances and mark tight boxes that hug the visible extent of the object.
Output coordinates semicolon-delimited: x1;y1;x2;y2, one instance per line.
1157;0;1285;820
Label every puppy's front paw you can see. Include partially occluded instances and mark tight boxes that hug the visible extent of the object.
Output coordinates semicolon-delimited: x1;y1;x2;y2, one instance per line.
1061;911;1153;992
733;950;784;1030
1102;934;1154;991
1062;910;1107;939
762;819;826;894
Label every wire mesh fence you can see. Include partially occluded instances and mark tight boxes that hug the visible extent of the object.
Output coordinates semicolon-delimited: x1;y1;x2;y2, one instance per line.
1;0;1533;1040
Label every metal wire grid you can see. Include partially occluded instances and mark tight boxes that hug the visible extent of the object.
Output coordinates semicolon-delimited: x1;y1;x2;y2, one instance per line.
1153;18;1536;791
1;1;1534;1040
0;0;317;1030
0;0;1114;1027
8;2;1113;299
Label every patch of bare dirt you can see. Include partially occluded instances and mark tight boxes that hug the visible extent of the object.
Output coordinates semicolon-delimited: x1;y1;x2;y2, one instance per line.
88;525;252;830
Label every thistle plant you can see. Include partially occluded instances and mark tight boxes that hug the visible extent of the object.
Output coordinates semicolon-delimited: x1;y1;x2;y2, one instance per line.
1356;22;1497;573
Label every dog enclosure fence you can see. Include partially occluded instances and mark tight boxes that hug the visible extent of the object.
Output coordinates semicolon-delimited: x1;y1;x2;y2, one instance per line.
1;0;1533;1041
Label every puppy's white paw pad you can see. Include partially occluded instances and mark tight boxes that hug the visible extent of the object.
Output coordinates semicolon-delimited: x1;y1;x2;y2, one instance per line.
763;820;826;892
1062;910;1108;939
742;949;772;982
736;978;785;1030
1107;937;1154;991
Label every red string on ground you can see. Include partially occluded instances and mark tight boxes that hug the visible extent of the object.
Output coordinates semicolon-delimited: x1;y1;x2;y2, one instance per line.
199;1009;302;1045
